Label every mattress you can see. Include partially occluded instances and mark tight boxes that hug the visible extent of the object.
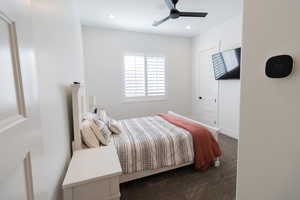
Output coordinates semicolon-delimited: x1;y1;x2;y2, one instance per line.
111;116;194;174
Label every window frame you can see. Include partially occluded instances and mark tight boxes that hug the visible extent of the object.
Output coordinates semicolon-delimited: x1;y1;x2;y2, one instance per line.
122;53;167;103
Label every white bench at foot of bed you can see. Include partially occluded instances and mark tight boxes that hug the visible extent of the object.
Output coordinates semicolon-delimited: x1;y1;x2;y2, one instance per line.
167;111;220;141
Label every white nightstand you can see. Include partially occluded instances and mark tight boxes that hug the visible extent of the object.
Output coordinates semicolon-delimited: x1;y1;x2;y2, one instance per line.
62;146;122;200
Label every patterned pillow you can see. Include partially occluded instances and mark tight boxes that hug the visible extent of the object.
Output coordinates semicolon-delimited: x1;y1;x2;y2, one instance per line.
93;119;112;145
108;119;122;135
81;120;100;148
97;109;110;124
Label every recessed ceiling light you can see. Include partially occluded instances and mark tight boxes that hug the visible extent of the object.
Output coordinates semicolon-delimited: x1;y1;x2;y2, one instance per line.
108;14;115;19
185;25;191;30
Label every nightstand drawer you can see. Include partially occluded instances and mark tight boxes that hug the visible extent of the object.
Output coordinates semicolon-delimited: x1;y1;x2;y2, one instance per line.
72;176;120;200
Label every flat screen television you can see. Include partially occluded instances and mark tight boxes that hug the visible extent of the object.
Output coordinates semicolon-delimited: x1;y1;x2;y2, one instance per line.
212;47;241;80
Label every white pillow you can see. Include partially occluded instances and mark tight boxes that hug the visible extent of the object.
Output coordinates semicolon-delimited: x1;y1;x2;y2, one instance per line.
81;120;100;148
108;119;122;135
97;109;110;124
83;112;97;121
93;119;112;145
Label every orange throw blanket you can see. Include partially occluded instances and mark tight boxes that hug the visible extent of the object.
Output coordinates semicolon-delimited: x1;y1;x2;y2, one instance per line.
159;114;222;170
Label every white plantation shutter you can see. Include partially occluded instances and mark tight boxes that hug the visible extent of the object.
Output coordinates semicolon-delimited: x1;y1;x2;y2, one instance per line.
124;55;146;97
124;54;166;99
146;56;166;96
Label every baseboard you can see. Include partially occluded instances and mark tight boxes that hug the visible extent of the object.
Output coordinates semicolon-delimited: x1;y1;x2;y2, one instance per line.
219;128;239;140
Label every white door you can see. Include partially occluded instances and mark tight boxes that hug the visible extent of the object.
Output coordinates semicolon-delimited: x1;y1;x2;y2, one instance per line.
194;46;219;127
0;1;40;200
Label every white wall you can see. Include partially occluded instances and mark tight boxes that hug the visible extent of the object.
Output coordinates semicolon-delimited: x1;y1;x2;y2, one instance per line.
192;16;242;139
32;0;84;199
82;26;192;119
237;1;300;199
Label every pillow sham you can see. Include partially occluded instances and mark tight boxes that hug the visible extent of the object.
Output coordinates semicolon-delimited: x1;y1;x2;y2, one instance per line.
108;119;122;135
81;120;100;148
97;109;110;124
93;119;112;145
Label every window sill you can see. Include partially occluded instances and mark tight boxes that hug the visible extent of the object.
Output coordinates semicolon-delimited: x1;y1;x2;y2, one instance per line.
122;97;167;104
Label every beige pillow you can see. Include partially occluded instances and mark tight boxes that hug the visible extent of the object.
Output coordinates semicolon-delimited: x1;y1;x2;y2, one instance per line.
81;120;100;148
108;119;122;135
93;119;112;145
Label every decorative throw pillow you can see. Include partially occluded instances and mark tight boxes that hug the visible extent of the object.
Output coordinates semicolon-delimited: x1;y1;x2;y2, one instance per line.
108;119;122;135
83;112;97;121
97;109;110;124
81;120;100;148
93;119;112;145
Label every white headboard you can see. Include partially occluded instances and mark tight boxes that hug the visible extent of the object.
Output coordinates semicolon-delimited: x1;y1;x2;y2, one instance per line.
71;83;96;152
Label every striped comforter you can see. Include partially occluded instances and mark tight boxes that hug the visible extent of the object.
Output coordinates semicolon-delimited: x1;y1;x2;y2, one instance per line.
111;116;194;174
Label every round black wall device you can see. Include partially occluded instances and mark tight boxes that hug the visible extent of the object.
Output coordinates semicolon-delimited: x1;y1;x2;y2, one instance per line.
265;55;293;78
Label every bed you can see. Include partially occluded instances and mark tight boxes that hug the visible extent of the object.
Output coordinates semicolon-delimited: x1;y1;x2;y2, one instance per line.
71;83;220;183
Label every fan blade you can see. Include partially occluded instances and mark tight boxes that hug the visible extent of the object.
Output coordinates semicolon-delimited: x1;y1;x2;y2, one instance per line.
179;12;208;17
164;0;175;9
153;16;170;26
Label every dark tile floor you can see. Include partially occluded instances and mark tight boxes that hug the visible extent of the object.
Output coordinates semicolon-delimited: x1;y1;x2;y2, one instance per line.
120;134;238;200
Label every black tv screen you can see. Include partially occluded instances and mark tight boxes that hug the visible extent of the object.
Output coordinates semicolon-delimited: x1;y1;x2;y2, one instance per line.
212;47;241;80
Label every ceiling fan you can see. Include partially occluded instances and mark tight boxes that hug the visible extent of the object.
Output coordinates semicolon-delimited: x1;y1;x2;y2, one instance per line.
153;0;208;27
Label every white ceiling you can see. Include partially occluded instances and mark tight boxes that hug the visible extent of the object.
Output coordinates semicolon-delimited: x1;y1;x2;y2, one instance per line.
78;0;242;37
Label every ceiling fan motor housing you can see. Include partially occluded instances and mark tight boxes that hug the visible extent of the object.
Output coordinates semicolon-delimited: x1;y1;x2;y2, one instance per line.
170;9;180;19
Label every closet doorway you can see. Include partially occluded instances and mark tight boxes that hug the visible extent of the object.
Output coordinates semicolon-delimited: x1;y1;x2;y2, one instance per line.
194;45;219;127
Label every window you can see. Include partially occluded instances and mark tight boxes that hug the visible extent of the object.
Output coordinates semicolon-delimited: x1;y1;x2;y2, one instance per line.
124;55;166;100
